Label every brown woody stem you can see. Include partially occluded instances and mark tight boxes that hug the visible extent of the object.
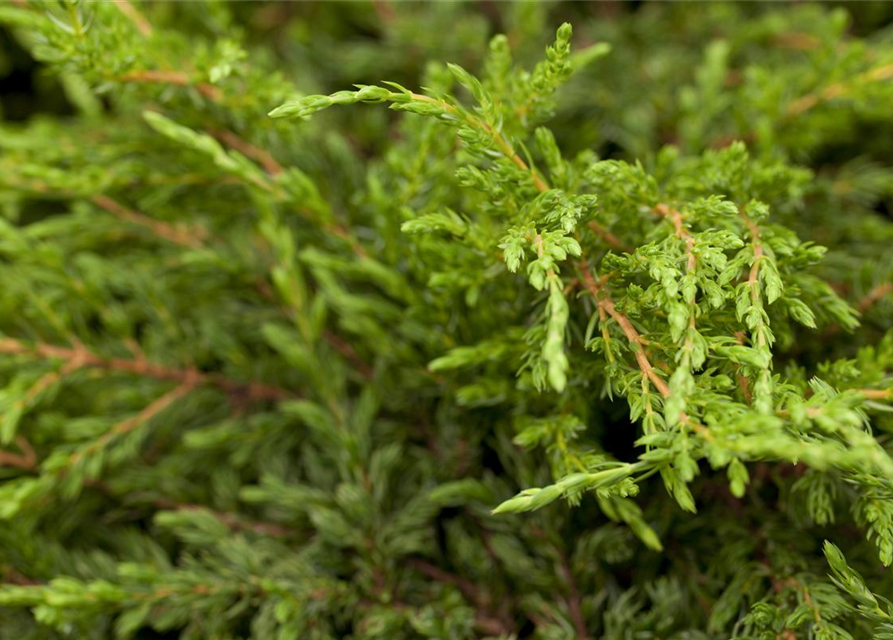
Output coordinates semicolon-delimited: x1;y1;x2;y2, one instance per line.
0;337;293;403
91;195;207;248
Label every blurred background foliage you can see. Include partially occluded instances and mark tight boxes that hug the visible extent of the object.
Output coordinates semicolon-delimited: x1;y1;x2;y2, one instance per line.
8;0;893;249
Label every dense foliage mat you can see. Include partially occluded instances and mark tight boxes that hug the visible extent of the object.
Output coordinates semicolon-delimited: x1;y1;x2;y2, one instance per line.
1;2;893;638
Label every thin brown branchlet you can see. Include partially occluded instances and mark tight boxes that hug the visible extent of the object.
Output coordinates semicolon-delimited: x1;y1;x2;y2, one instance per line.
0;337;293;403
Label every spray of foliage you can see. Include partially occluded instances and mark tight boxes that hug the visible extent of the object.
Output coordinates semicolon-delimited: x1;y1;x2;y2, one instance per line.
1;1;893;638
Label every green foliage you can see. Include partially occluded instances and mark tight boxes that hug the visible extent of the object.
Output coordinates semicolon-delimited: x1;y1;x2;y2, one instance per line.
1;1;893;638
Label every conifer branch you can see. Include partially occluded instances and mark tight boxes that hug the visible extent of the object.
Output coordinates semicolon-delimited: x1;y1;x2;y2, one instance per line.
0;565;38;586
117;70;222;101
857;388;893;401
734;331;753;404
738;208;777;414
68;382;196;466
370;0;396;25
407;558;513;635
0;338;293;403
145;498;296;538
408;92;551;193
656;203;699;365
323;331;375;379
84;480;300;539
4;6;893;637
580;263;712;440
655;204;696;272
770;575;825;633
741;212;765;326
0;436;36;471
556;550;588;640
209;129;284;177
857;281;893;312
773;32;822;51
112;0;152;36
184;506;293;538
587;220;630;252
21;361;80;407
91;195;207;248
580;264;671;398
788;63;893;116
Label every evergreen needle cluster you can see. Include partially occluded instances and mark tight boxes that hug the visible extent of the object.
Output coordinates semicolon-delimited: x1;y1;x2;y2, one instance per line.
1;2;893;639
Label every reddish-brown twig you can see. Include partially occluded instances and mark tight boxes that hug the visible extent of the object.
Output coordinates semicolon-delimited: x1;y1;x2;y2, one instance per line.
579;266;671;398
88;480;296;538
556;550;588;640
857;388;893;401
0;337;293;403
656;203;699;359
788;63;893;117
0;436;37;470
91;195;207;248
209;129;284;177
407;558;512;636
655;204;696;272
117;70;222;101
69;382;196;466
858;282;893;313
579;264;712;439
113;0;152;36
740;210;769;349
588;221;631;252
